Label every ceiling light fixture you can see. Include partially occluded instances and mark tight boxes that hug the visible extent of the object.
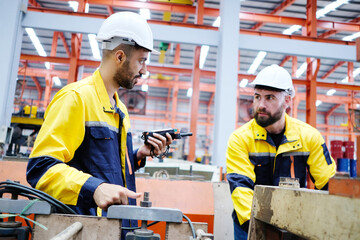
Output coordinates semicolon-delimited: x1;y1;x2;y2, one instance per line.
295;62;309;78
85;3;89;13
200;45;210;69
248;51;267;74
295;62;307;78
25;28;51;70
140;9;151;20
198;17;221;70
283;25;302;35
68;1;78;12
316;0;348;18
342;32;360;41
239;79;248;88
341;67;360;82
52;76;62;86
316;100;322;107
141;84;148;92
326;89;336;96
25;28;46;57
213;16;221;27
187;88;193;98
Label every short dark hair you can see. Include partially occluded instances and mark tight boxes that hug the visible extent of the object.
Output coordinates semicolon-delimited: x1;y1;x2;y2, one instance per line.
102;42;146;60
254;85;284;93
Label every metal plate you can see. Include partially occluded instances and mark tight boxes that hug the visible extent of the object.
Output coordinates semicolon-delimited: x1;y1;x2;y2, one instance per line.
107;205;183;223
0;198;52;215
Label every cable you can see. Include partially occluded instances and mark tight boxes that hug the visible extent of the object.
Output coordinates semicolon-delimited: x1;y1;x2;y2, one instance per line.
0;180;76;214
121;221;160;230
183;214;196;239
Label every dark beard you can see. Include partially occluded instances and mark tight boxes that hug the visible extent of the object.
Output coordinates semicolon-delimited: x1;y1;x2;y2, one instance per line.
113;60;137;89
254;106;283;128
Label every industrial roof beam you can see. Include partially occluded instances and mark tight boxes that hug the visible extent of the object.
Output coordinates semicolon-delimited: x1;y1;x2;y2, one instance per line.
251;0;296;31
21;80;356;105
17;60;360;92
31;1;360;33
22;11;358;61
27;6;360;35
58;32;71;57
321;61;346;79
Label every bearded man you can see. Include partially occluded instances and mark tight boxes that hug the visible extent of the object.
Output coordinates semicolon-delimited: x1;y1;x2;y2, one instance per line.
226;64;336;240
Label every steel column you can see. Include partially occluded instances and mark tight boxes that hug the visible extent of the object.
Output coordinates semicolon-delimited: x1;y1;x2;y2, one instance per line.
171;43;182;128
347;62;355;141
188;0;204;162
212;0;240;167
0;0;27;128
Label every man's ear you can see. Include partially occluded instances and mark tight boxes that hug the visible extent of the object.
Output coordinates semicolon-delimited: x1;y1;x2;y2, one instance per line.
114;50;126;64
284;94;292;108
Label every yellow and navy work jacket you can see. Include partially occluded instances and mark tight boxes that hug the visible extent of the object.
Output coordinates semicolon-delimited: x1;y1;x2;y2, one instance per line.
26;70;145;228
226;114;336;230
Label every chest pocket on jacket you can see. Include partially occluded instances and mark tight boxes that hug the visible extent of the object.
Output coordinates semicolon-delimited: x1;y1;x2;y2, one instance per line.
250;156;273;185
89;127;118;172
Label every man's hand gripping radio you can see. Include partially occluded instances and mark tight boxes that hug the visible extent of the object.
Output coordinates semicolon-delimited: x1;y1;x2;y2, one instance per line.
141;128;192;158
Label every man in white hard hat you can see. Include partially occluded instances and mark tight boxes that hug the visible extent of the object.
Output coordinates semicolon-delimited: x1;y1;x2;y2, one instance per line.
226;64;336;239
26;12;172;235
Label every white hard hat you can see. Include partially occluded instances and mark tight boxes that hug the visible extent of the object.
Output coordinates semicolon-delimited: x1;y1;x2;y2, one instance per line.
96;11;159;54
250;64;295;97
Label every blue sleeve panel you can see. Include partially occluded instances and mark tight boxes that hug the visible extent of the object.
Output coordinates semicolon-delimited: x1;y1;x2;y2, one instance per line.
227;173;255;193
26;156;61;188
322;143;333;165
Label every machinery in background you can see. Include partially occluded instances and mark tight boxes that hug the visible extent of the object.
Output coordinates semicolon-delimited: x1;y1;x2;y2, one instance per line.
4;104;44;157
137;158;222;182
118;89;147;115
0;126;13;158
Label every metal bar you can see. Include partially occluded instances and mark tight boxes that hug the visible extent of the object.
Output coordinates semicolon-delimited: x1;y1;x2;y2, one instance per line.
68;34;80;83
291;56;297;77
188;0;204;161
321;61;345;79
50;222;83;240
306;0;317;38
58;32;71;58
305;58;320;128
106;6;114;15
279;56;291;67
206;93;215;137
0;199;51;215
107;205;183;223
171;43;182;128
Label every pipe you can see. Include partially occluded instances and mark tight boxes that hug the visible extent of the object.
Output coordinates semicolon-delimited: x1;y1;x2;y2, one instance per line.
50;222;83;240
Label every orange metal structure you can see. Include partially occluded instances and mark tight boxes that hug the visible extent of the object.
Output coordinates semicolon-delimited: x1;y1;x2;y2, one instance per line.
15;0;360;164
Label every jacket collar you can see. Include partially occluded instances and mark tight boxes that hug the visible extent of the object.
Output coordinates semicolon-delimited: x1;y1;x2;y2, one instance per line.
283;114;299;142
253;114;299;143
93;69;116;113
